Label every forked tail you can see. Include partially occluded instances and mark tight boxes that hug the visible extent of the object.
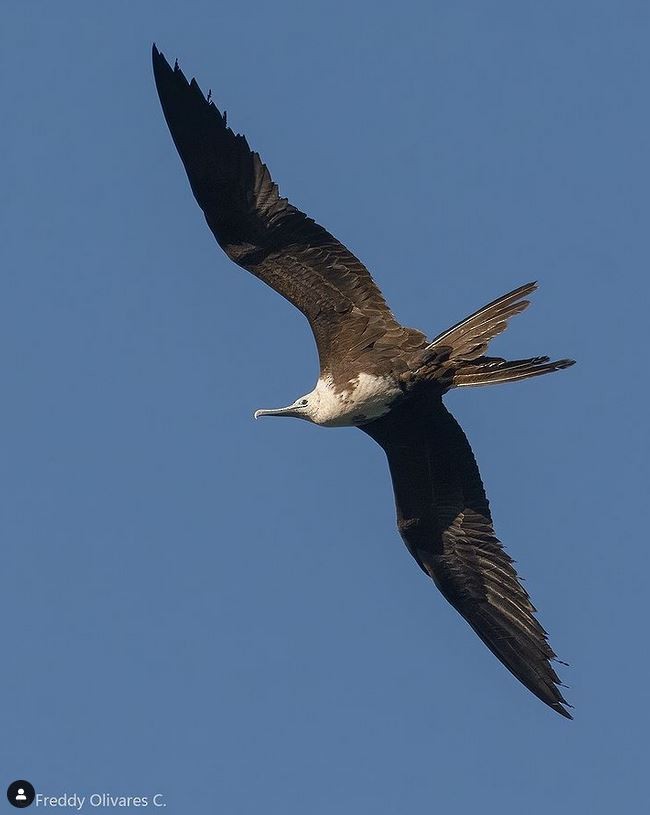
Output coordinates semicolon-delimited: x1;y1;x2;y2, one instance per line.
424;282;575;388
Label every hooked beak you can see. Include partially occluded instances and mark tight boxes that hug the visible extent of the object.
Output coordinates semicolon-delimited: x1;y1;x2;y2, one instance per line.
254;405;302;419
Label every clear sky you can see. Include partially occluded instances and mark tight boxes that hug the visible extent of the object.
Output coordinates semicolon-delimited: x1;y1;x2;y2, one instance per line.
2;2;648;813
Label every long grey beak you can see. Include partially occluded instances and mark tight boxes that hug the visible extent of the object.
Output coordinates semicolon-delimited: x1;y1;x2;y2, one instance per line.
254;406;299;419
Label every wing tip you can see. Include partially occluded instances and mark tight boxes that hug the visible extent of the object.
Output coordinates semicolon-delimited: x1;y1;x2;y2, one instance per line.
541;657;573;719
151;45;228;128
152;43;176;87
552;700;574;720
152;44;187;84
151;42;168;69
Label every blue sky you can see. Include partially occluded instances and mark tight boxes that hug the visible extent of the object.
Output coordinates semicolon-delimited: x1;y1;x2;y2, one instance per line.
2;2;648;812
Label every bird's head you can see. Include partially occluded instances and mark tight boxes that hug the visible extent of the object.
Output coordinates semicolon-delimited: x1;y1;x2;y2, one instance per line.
254;388;322;424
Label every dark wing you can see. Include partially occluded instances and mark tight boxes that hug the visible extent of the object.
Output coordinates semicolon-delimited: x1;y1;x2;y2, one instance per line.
361;389;572;719
152;46;424;370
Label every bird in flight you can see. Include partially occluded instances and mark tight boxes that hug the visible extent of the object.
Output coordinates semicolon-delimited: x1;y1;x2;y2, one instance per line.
152;45;574;719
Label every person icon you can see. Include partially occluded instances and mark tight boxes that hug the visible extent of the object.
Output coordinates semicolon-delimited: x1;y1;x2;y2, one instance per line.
6;780;35;808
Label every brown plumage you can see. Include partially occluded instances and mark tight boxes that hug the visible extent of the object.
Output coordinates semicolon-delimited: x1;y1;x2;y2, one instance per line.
151;47;425;386
361;390;572;718
152;45;574;718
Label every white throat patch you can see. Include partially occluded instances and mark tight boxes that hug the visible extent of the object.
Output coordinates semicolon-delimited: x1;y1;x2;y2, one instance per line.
311;373;401;427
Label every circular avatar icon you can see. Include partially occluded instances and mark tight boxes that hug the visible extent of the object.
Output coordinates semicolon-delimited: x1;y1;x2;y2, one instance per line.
7;781;35;808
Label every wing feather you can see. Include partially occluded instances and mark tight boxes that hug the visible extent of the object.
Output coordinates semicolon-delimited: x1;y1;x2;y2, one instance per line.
362;390;572;718
152;46;423;369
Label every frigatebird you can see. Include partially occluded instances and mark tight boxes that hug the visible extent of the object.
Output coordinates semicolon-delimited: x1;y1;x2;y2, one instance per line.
152;45;574;719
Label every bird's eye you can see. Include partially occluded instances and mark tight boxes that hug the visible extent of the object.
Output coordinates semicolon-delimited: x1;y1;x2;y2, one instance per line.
300;399;308;406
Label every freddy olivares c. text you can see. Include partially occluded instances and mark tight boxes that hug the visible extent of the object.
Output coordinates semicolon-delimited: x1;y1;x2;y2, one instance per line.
33;793;166;808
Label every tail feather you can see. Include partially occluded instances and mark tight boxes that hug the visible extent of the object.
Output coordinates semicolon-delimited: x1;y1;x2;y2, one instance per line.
427;281;538;362
453;356;575;387
423;282;575;388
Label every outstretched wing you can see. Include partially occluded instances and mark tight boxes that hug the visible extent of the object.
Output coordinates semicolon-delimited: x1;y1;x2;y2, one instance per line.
362;389;572;718
152;46;423;370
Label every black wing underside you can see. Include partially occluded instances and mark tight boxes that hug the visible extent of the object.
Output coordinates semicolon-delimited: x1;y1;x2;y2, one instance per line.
152;46;425;370
362;389;572;719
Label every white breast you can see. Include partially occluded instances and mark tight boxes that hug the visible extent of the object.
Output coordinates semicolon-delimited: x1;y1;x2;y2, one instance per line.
314;373;401;427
